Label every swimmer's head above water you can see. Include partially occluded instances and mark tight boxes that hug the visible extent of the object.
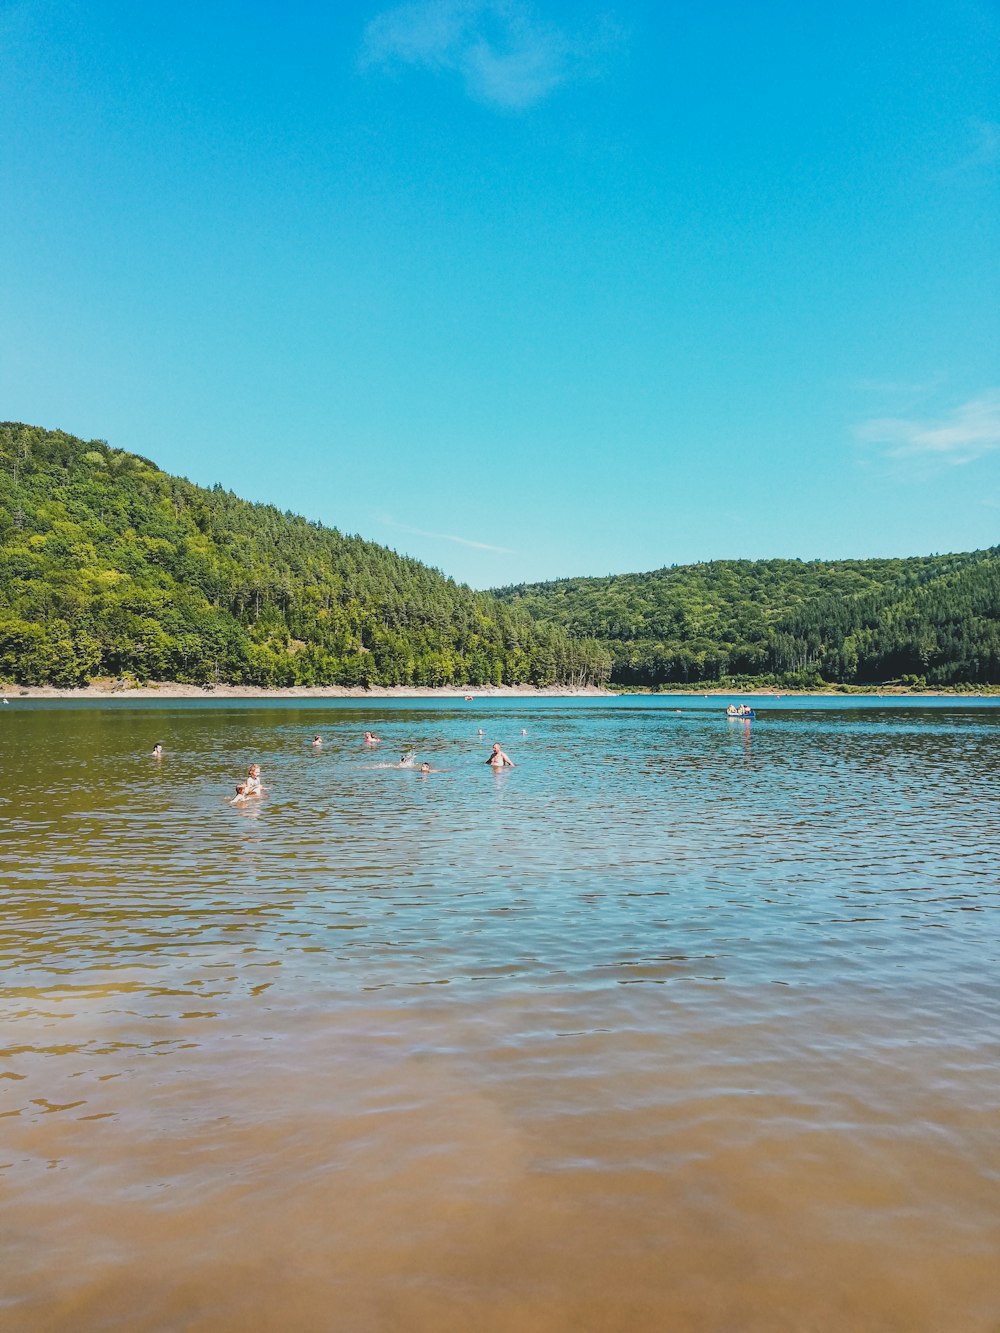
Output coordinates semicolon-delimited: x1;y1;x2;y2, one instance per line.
487;742;515;767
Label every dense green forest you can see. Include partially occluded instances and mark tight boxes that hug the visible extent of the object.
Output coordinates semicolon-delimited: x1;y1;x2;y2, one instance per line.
0;423;613;688
3;422;998;690
496;549;1000;688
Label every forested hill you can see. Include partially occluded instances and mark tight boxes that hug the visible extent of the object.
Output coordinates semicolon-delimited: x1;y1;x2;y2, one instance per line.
0;423;612;688
495;551;1000;688
4;421;997;691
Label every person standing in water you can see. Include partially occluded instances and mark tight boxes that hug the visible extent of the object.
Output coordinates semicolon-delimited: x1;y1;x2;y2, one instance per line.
486;742;515;768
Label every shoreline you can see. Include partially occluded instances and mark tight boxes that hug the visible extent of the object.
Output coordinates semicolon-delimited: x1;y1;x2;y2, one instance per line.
0;682;612;701
2;681;998;701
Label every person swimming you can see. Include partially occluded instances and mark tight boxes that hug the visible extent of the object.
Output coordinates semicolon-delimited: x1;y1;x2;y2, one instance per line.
312;735;322;747
152;743;163;759
244;764;262;796
486;742;515;768
364;731;382;744
399;752;417;767
231;782;249;805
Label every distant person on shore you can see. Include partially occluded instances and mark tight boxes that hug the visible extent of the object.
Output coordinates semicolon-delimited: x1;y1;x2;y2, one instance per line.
486;743;515;768
152;743;163;759
364;731;381;744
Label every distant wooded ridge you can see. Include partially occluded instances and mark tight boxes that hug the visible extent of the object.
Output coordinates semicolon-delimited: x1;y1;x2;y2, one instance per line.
493;547;1000;688
1;422;998;689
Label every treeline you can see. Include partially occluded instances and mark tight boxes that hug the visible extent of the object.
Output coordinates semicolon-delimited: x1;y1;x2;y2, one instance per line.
5;422;997;692
0;423;613;689
495;551;1000;687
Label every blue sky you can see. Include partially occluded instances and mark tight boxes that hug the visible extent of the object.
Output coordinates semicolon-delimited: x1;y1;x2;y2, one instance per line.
1;0;997;588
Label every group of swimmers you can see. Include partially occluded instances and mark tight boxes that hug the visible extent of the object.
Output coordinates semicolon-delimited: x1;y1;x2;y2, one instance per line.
152;729;519;803
150;730;518;805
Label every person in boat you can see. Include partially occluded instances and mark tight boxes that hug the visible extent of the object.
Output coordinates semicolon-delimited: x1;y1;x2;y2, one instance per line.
486;742;515;768
364;731;381;744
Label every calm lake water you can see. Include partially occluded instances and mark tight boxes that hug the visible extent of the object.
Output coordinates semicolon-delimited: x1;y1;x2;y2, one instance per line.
2;697;999;1332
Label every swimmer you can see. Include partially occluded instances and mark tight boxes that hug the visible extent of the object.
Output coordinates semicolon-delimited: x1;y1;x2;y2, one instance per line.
478;728;484;736
152;743;163;759
244;764;262;796
312;735;322;747
419;762;434;774
521;729;527;736
231;783;249;805
364;731;382;744
486;742;515;768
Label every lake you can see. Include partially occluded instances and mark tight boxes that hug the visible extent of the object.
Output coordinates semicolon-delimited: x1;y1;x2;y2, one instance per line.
2;696;999;1331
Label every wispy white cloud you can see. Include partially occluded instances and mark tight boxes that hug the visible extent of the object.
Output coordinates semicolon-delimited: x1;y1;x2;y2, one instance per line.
360;0;617;108
380;514;514;554
851;373;945;400
856;391;1000;466
941;118;1000;180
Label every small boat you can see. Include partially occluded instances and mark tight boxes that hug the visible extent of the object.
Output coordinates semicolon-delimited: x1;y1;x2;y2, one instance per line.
725;705;755;719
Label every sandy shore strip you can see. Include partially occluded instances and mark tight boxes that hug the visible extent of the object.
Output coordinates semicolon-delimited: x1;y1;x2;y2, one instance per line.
0;682;613;701
2;682;996;701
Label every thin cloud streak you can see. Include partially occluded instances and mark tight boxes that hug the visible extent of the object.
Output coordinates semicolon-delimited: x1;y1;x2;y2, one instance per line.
380;514;515;554
851;373;945;399
361;0;618;109
941;118;1000;180
857;392;1000;465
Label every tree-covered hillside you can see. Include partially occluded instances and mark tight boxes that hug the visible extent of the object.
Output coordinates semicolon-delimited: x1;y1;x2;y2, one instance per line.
4;421;997;691
495;551;1000;687
0;423;612;688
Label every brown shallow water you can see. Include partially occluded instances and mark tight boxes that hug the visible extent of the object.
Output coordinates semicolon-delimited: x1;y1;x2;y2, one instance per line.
1;698;999;1331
